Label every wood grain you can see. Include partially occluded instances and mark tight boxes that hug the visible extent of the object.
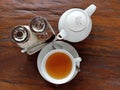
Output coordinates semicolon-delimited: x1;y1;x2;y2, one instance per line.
0;0;120;90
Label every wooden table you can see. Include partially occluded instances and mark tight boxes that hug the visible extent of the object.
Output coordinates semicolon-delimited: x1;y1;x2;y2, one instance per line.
0;0;120;90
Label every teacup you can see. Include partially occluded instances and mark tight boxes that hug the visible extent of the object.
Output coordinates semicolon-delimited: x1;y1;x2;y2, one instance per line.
40;49;82;84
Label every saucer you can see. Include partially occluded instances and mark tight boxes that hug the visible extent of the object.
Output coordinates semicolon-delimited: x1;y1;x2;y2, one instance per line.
37;41;80;82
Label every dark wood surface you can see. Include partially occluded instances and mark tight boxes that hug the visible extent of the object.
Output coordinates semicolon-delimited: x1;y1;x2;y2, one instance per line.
0;0;120;90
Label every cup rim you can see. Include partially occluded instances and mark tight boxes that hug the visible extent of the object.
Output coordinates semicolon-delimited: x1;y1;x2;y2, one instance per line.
41;49;76;84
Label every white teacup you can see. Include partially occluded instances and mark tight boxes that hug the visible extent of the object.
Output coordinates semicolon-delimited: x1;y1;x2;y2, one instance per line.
40;49;82;84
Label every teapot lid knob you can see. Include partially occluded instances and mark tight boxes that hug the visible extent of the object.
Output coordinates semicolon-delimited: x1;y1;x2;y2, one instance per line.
67;10;88;32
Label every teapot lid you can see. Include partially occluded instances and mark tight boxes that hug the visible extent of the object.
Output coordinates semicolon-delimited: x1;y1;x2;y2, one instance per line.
67;10;88;32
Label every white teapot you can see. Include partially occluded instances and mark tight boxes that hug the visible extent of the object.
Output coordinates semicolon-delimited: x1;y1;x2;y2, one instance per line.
56;4;96;42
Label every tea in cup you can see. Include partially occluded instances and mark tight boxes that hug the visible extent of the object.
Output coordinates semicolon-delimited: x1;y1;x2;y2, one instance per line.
39;49;82;84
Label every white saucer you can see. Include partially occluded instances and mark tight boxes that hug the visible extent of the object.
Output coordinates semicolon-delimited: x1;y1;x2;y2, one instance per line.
37;41;80;83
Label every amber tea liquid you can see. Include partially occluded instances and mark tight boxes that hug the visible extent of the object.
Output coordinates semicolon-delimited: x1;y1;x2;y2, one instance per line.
46;52;72;79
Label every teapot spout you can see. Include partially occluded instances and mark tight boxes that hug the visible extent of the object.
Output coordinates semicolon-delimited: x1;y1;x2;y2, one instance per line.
84;4;96;17
56;29;67;40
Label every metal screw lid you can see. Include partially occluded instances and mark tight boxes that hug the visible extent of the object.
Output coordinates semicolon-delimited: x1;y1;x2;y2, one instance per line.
11;26;30;43
30;17;47;33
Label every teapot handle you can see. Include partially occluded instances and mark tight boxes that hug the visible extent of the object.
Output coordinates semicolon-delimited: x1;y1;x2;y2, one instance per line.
84;4;96;17
56;29;67;40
